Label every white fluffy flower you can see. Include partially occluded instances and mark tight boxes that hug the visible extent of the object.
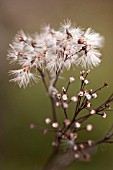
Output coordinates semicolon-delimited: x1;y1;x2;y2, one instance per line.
76;48;101;68
9;66;38;88
84;28;104;48
60;19;72;32
7;44;19;64
8;21;104;87
12;30;34;52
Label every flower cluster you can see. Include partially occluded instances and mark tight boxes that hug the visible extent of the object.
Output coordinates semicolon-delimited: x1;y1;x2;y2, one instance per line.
8;21;104;88
30;70;113;161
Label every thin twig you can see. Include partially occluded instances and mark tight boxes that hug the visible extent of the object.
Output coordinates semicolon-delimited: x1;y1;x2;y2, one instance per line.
52;69;61;87
65;81;70;93
37;68;48;93
50;96;58;122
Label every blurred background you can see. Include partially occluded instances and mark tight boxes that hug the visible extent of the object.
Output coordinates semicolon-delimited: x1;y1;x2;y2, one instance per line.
0;0;113;169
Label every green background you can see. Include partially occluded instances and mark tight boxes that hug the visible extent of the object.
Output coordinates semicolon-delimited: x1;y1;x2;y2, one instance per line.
0;0;113;169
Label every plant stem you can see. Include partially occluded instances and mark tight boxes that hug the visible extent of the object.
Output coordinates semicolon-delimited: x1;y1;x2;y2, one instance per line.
50;96;57;122
43;146;75;170
53;69;61;87
38;68;48;93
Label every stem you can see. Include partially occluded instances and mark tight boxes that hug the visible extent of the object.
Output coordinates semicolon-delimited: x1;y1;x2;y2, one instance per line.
43;146;75;170
53;69;61;87
38;68;48;93
96;93;113;112
50;96;57;122
50;67;63;122
43;147;59;170
92;83;108;94
38;68;58;123
65;81;70;93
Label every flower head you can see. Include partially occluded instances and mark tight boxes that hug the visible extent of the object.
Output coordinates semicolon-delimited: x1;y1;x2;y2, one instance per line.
8;21;104;87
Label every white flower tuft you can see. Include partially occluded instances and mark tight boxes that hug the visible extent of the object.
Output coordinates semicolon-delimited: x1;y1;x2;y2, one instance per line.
9;66;38;88
8;21;104;87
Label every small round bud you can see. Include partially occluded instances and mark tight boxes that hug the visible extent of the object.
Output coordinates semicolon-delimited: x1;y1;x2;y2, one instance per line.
30;123;35;129
86;102;91;108
73;145;78;151
45;118;51;124
105;103;110;108
43;128;48;135
85;93;91;100
78;38;84;44
83;154;90;161
80;70;85;75
74;153;80;159
79;144;85;149
90;109;96;115
84;79;89;85
52;122;59;128
92;93;98;98
71;96;78;102
62;94;68;101
80;76;84;81
63;119;71;126
78;91;84;97
88;140;93;146
70;132;78;139
18;37;24;42
86;70;90;74
69;77;75;83
73;132;78;139
69;133;75;139
62;87;66;93
102;112;107;118
52;91;57;97
63;102;68;109
104;82;108;87
52;141;58;147
75;122;81;128
90;89;93;92
56;102;61;107
56;93;61;99
86;124;93;131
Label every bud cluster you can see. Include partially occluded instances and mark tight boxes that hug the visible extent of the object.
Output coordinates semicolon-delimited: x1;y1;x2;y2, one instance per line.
29;70;113;161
